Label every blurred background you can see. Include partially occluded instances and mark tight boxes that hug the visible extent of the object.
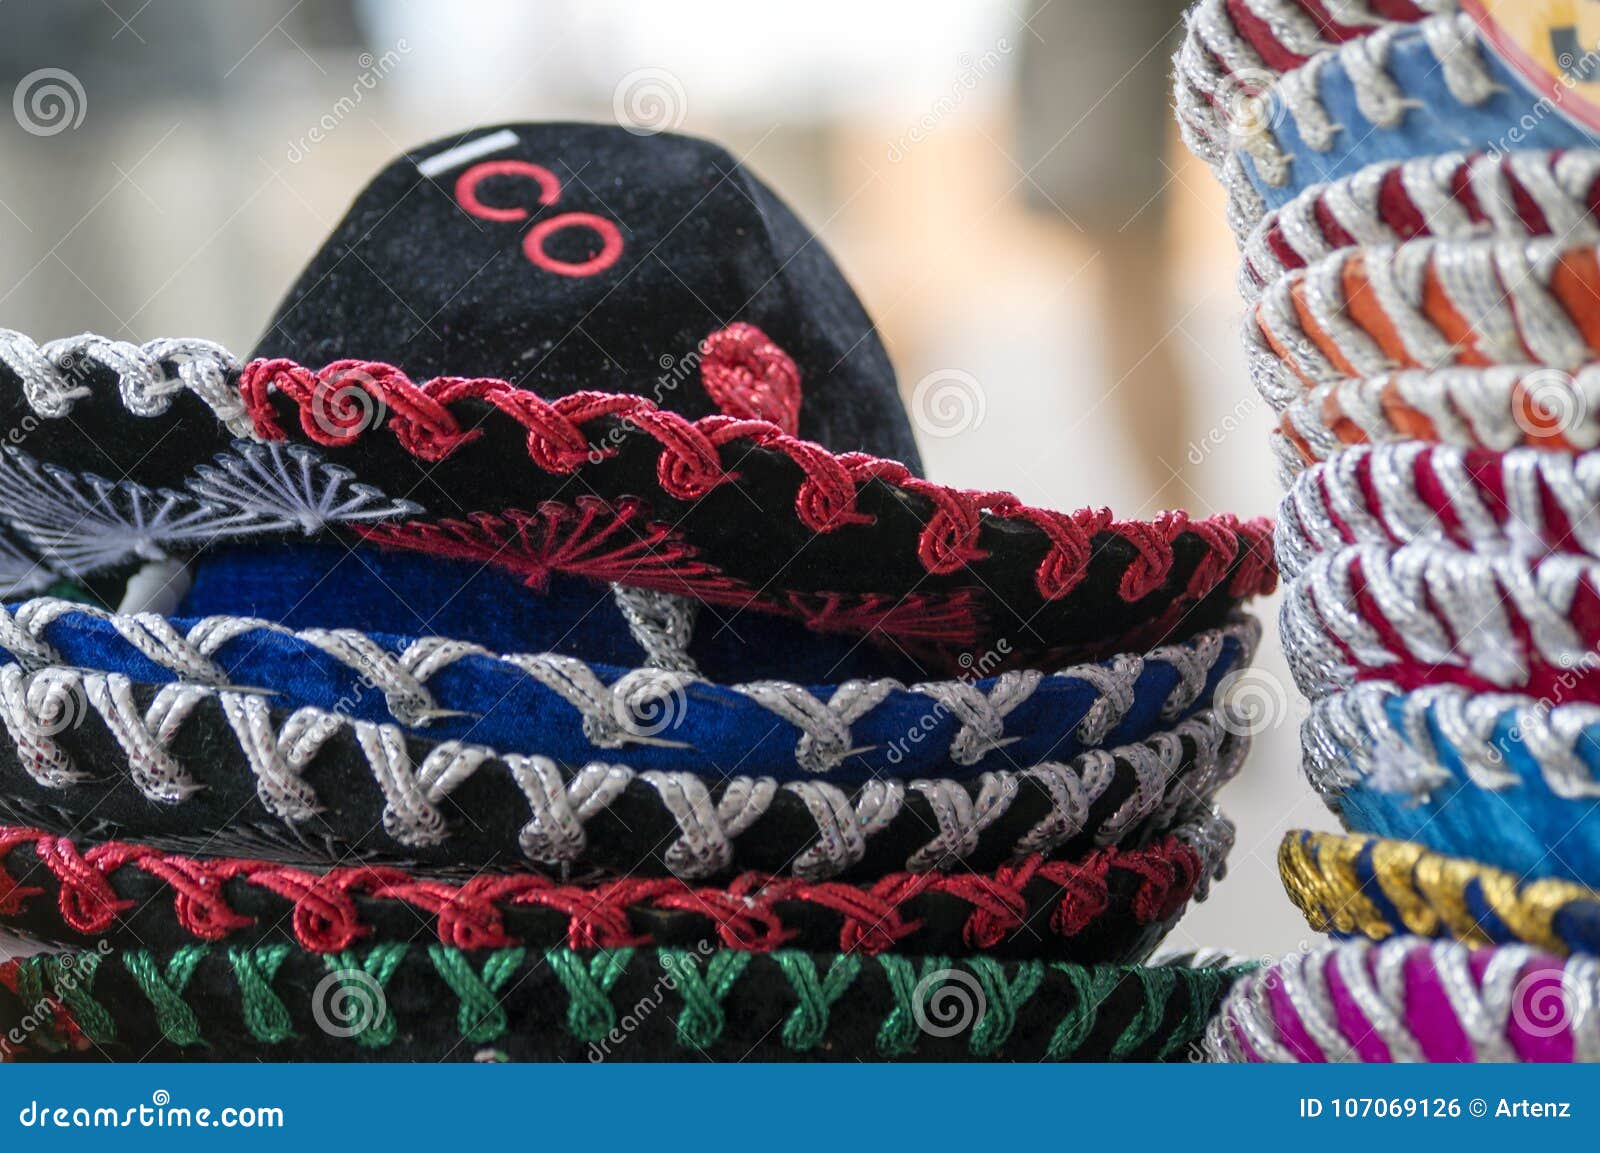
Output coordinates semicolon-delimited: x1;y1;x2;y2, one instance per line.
0;0;1337;956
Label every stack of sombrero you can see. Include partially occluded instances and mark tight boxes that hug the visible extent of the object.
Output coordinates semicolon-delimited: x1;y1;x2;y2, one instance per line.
0;123;1275;1061
1179;0;1600;1061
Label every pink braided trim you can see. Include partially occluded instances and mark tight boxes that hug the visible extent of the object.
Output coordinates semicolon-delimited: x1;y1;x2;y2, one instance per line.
238;358;1276;605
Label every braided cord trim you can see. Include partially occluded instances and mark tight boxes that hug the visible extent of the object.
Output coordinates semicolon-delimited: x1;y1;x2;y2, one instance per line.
0;595;1260;780
240;362;1274;603
1280;444;1600;575
0;329;1278;609
1279;829;1600;955
1281;540;1600;697
0;807;1231;955
1177;6;1474;213
1241;150;1600;298
1275;370;1600;476
0;943;1250;1061
0;653;1245;879
1206;937;1600;1062
1252;238;1600;410
1301;680;1600;801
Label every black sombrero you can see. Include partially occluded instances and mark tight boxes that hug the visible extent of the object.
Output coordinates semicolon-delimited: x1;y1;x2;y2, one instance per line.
0;123;1273;673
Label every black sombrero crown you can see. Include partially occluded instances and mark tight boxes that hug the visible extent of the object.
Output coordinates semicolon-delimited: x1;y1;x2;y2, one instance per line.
253;121;922;470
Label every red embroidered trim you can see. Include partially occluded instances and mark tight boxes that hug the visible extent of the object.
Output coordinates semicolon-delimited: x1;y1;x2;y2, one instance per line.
353;496;746;598
0;827;1204;957
698;322;802;434
237;357;1277;606
353;509;987;646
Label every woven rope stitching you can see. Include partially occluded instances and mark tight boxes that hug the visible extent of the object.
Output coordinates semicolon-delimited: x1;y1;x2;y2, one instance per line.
1241;150;1600;298
1204;937;1600;1062
1301;680;1600;801
0;330;1278;607
0;659;1244;880
1279;443;1600;576
0;945;1248;1059
0;596;1258;777
1277;830;1599;955
1281;541;1600;695
0;814;1226;956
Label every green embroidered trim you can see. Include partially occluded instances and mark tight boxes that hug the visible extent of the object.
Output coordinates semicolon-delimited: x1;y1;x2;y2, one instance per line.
661;948;751;1050
544;947;634;1042
5;944;1250;1060
429;944;526;1042
122;946;207;1047
968;957;1045;1057
321;944;406;1049
772;950;861;1053
1045;966;1122;1059
228;944;296;1044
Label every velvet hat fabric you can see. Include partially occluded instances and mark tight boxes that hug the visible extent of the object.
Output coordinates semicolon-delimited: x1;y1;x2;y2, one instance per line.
255;123;922;468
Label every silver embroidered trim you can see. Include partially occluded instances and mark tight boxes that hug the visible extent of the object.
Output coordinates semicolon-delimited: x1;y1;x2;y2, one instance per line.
1280;444;1600;576
1242;150;1600;300
0;440;423;584
1206;938;1600;1063
1250;236;1600;415
0;657;1246;881
1301;680;1600;801
0;330;247;428
1176;5;1475;229
0;596;1259;779
1277;368;1600;478
1281;540;1593;695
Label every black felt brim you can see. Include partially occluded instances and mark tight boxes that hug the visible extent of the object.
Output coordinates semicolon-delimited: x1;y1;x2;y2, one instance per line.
2;366;1275;670
0;662;1238;880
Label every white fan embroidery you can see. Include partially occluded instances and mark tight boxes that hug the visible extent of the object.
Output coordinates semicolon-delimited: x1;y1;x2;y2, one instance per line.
0;440;422;580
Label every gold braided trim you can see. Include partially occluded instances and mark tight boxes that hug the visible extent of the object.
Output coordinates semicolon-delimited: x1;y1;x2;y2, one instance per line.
1278;832;1590;954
